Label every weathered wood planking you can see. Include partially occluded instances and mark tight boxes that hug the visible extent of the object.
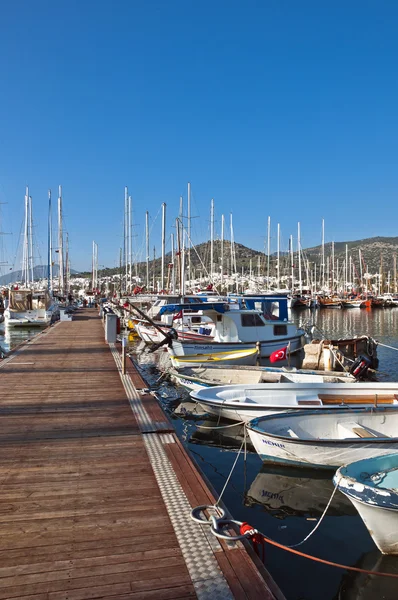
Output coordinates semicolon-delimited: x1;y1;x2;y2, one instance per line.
0;310;195;600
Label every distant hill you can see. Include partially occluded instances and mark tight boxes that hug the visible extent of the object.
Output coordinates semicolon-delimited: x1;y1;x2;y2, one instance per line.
0;265;80;286
303;236;398;275
74;236;398;282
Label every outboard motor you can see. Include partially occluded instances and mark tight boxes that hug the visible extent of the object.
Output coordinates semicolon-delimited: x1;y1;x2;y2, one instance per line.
350;355;372;379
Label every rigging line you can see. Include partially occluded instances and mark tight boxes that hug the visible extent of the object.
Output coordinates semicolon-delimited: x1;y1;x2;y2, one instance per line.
178;217;221;295
376;341;398;352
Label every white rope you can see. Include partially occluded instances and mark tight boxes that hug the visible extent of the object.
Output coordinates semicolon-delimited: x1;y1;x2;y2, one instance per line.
215;436;246;506
287;476;340;548
196;420;246;430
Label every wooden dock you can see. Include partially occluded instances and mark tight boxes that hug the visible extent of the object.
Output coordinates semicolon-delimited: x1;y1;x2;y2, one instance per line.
0;310;283;600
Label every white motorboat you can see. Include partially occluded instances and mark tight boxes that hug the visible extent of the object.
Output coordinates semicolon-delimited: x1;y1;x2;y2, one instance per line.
246;406;398;469
190;381;397;422
334;453;398;555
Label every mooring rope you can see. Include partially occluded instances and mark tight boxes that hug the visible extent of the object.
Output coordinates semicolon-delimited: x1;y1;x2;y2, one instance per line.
190;426;398;579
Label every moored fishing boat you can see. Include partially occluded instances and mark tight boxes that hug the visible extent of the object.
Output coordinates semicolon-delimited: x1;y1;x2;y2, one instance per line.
190;381;398;423
318;296;343;308
169;346;259;368
159;299;305;360
334;453;398;555
246;405;398;469
170;364;355;392
341;298;365;309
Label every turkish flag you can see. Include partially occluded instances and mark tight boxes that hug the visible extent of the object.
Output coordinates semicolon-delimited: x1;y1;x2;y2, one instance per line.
173;310;183;321
269;347;287;363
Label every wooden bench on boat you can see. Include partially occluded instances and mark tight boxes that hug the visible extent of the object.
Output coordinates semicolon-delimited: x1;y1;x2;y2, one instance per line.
318;394;398;405
338;421;389;438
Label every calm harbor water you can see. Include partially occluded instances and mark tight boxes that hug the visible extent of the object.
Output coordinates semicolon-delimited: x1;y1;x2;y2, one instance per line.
132;307;398;600
0;325;41;353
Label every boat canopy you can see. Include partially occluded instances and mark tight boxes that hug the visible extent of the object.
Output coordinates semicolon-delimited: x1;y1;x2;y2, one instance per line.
159;302;228;315
243;296;288;321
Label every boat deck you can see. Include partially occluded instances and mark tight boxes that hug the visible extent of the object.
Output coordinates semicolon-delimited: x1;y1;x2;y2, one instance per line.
0;309;282;600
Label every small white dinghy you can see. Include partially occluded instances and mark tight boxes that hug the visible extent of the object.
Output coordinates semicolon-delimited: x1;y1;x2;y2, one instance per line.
334;454;398;555
190;382;398;423
246;406;398;469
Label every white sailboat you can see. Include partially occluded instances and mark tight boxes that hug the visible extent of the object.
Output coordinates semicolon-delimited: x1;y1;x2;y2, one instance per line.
4;187;57;328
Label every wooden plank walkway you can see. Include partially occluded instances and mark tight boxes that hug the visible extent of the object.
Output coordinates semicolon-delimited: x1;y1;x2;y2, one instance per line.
0;310;281;600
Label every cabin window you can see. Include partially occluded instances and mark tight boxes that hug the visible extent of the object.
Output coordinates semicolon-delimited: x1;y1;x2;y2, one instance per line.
191;316;201;323
241;314;265;327
274;324;287;336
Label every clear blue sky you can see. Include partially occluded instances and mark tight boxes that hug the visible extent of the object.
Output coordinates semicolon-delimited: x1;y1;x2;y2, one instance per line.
1;1;398;272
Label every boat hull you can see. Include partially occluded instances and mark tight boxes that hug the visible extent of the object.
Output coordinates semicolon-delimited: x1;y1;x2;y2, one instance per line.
247;408;398;469
171;334;304;360
335;454;398;554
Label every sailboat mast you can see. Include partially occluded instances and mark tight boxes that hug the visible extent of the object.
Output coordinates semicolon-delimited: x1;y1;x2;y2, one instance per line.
187;182;191;282
128;195;132;293
92;241;96;292
321;218;325;290
267;216;271;291
161;202;166;290
170;233;175;293
58;185;64;296
48;190;53;293
22;186;29;286
221;214;224;288
331;241;335;294
276;223;280;289
29;195;34;284
345;244;348;295
145;211;149;290
290;234;294;293
180;196;185;295
124;187;128;291
298;222;302;295
210;198;214;283
65;233;69;294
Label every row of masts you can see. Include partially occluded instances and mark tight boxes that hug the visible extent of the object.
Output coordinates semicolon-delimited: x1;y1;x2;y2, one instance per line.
23;184;68;296
112;187;397;296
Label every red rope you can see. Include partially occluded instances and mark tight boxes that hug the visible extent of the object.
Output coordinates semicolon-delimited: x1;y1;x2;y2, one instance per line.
240;522;398;579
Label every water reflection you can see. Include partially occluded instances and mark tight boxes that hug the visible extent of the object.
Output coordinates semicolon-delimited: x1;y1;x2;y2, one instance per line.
0;326;39;353
245;465;356;518
190;420;249;451
335;550;398;600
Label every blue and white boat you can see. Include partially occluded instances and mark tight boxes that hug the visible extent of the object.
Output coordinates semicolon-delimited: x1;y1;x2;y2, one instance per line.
159;297;305;362
334;454;398;555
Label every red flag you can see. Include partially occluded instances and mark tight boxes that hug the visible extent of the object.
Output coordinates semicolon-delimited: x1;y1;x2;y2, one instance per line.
173;310;183;321
269;346;287;363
